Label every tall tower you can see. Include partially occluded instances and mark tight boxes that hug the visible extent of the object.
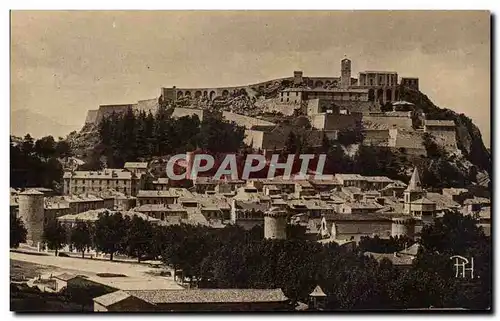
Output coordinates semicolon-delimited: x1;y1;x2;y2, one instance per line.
403;167;424;215
340;58;352;89
264;207;288;240
391;217;416;240
18;189;45;248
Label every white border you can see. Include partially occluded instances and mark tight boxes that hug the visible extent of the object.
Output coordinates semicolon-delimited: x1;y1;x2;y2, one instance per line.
3;2;498;321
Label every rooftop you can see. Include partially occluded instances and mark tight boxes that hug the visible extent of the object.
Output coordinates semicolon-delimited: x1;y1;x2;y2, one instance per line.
124;162;148;169
424;119;456;127
57;208;159;223
126;288;289;304
63;169;134;180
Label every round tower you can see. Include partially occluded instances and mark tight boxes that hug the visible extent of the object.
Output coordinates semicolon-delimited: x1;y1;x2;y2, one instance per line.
264;207;288;240
391;217;416;239
340;58;352;89
18;189;45;248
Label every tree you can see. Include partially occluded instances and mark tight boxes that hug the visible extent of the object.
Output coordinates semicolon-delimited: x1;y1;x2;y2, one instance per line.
42;220;67;256
414;212;491;309
125;215;155;262
10;215;27;248
380;102;393;112
34;136;56;159
284;132;298;154
93;211;128;261
422;133;445;158
55;138;72;158
70;221;92;258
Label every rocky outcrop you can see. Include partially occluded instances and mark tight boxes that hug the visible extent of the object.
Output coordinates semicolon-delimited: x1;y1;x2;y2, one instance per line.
398;86;491;174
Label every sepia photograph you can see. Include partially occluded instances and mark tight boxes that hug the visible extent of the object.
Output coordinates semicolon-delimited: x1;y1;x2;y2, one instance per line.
9;10;492;313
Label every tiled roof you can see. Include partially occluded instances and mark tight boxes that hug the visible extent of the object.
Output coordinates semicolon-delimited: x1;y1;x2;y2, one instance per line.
424;120;455;127
19;189;44;195
463;197;490;205
364;176;393;183
398;243;420;256
124;162;148;169
53;273;79;282
235;201;268;213
127;289;289;304
137;189;192;198
336;222;391;236
63;169;133;180
93;290;132;307
425;192;460;210
364;252;414;266
153;178;169;184
57;208;159;223
412;197;436;205
326;213;393;222
406;168;423;192
335;174;365;181
309;285;327;297
343;202;383;210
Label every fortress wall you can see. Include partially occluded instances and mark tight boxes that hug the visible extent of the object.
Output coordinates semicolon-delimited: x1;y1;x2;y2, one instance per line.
244;130;265;149
222;111;276;129
363;129;390;146
323;113;362;131
162;77;295;101
362;115;413;129
85;110;99;124
259;98;297;116
95;104;134;123
171;107;206;121
388;129;426;155
428;129;458;151
133;98;159;115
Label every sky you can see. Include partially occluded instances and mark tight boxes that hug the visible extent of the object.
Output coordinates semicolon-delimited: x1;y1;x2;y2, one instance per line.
10;11;491;146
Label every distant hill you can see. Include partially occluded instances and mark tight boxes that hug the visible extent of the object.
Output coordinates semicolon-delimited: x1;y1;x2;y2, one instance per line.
10;109;80;139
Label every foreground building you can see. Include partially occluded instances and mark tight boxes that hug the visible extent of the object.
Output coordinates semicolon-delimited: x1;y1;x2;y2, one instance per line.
93;288;290;312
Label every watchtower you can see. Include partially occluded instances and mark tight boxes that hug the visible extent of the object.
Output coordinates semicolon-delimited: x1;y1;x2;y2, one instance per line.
340;58;352;89
391;217;416;240
18;189;45;248
264;207;288;240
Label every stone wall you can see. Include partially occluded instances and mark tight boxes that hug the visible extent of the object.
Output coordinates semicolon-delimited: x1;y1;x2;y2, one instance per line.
85;110;99;124
388;129;427;155
310;113;362;131
363;112;413;130
132;98;159;115
264;216;287;239
95;104;134;123
427;129;458;151
18;194;45;246
256;98;297;116
222;111;276;129
363;129;390;146
171;107;206;121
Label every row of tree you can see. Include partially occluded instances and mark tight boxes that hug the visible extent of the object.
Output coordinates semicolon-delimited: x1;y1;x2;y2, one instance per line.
11;211;490;309
10;134;72;190
93;107;246;168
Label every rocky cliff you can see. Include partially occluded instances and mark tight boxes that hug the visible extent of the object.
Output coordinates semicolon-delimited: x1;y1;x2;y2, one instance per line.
398;86;491;174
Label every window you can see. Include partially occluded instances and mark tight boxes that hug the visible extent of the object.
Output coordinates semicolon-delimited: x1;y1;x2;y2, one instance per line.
281;98;283;102
286;98;289;102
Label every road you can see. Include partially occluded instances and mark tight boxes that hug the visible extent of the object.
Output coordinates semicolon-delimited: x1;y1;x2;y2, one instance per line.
10;251;184;290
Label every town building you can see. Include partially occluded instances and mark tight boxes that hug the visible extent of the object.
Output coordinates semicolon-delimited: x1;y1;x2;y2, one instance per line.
94;288;290;312
63;169;146;196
